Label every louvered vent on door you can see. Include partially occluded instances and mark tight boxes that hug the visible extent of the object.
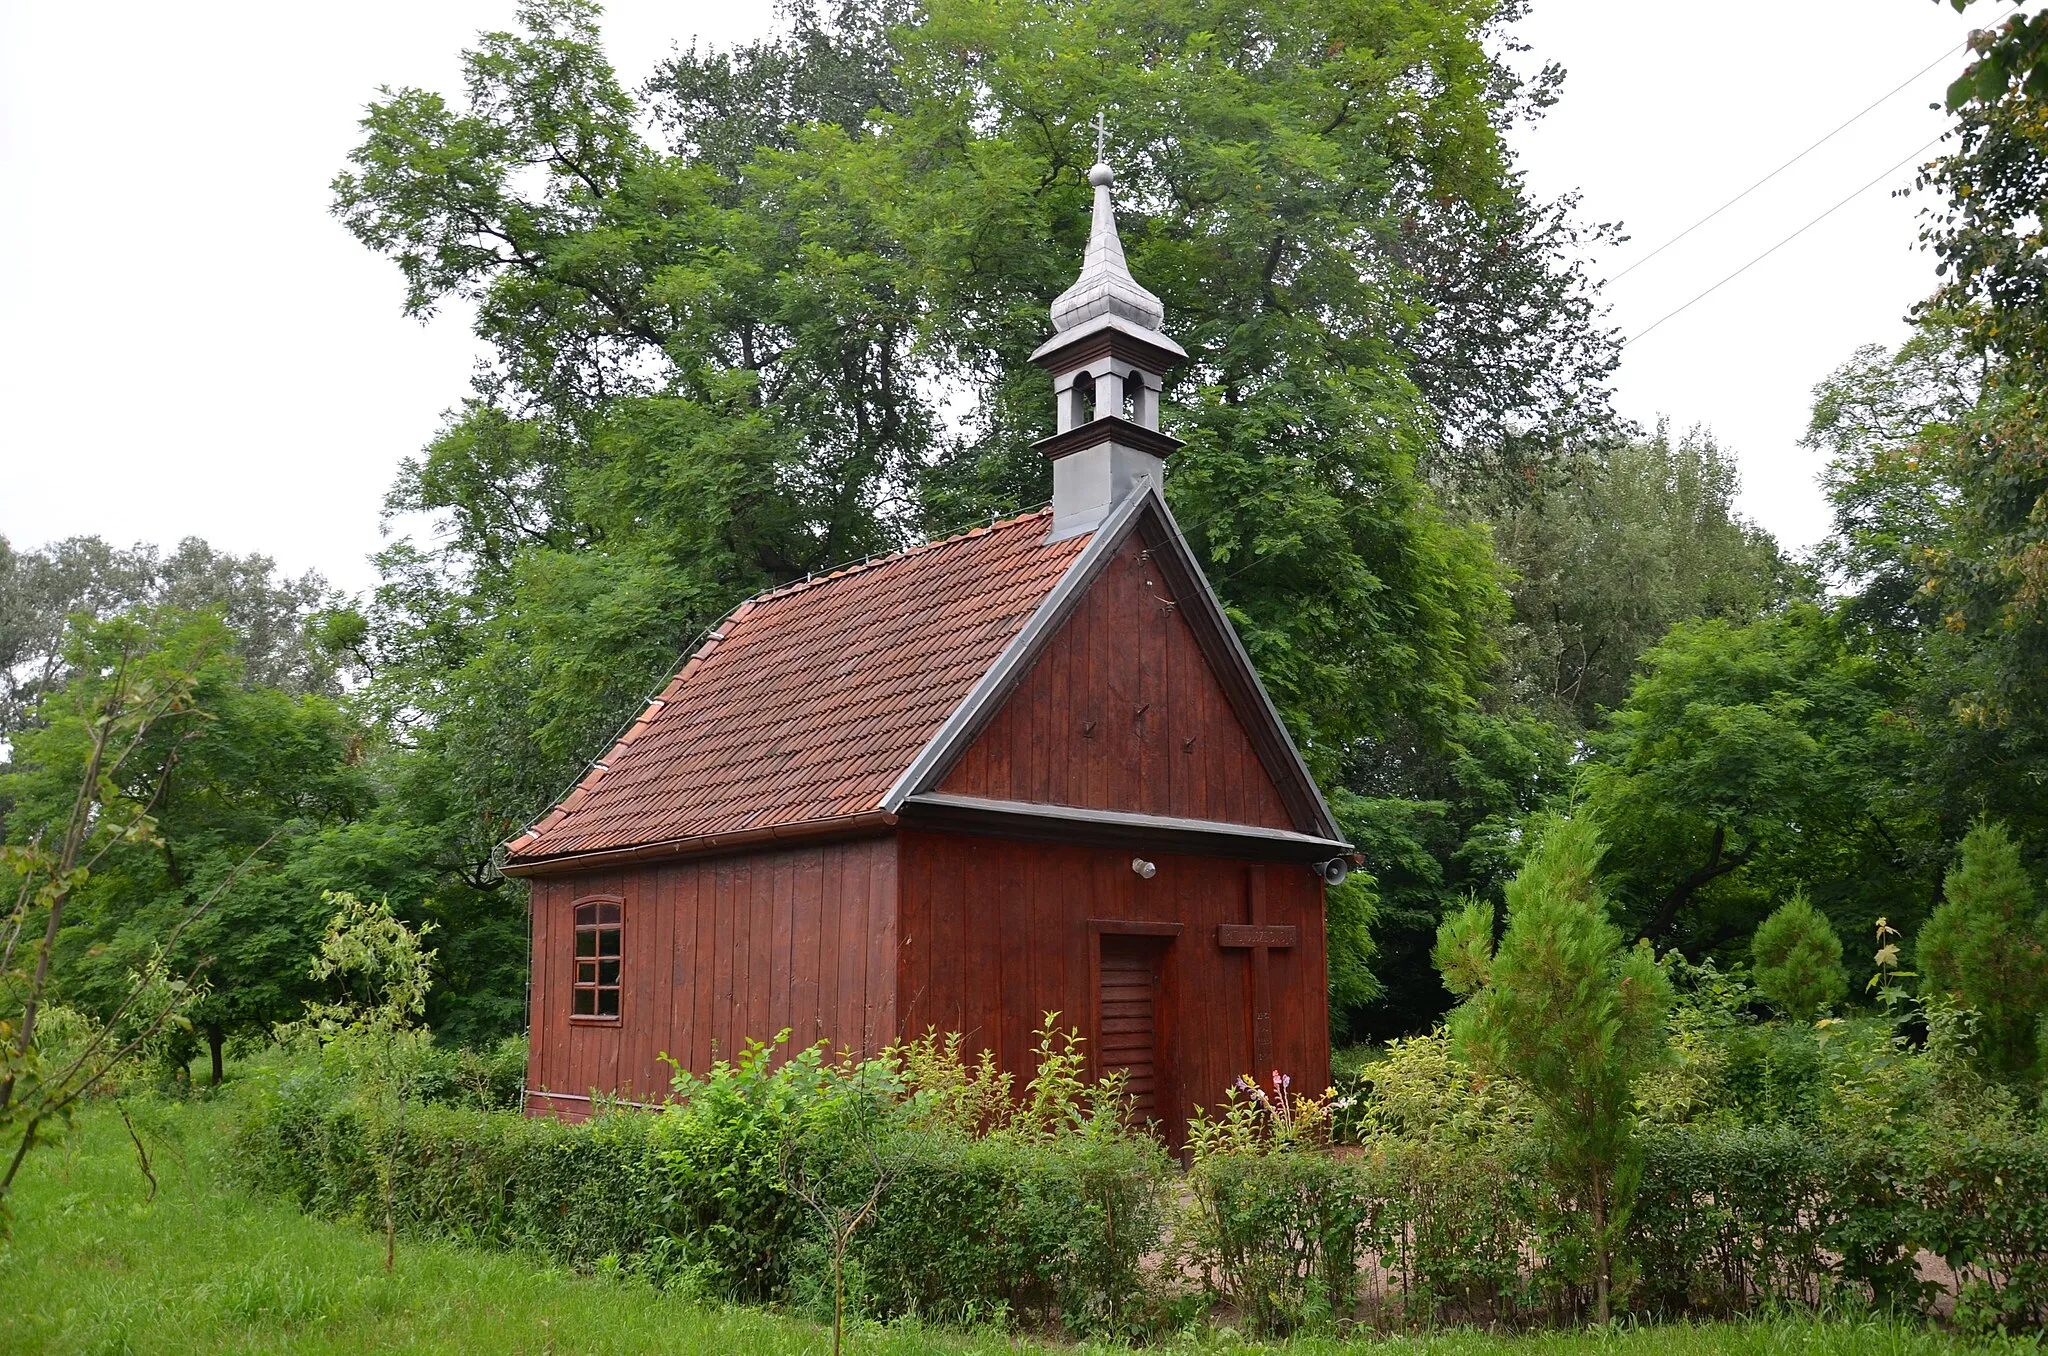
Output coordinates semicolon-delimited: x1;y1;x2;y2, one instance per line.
1098;935;1160;1125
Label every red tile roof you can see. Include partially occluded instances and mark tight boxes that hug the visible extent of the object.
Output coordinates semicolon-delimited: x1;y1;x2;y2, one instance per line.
506;510;1089;863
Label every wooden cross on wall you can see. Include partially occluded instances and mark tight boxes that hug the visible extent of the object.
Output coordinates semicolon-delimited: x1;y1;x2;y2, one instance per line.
1217;869;1297;1078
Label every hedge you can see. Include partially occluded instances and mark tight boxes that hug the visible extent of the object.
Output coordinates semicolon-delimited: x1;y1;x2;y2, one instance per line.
234;1054;1171;1336
236;1062;2048;1338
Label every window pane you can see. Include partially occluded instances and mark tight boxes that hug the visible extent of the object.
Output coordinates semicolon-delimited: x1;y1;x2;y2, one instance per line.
597;902;620;924
597;988;619;1017
573;988;595;1015
598;928;620;957
574;903;597;926
598;959;619;986
578;962;597;985
575;931;596;957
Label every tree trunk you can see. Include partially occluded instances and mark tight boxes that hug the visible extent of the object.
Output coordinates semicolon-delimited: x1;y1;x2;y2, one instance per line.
831;1238;845;1356
206;1024;224;1088
1592;1177;1610;1325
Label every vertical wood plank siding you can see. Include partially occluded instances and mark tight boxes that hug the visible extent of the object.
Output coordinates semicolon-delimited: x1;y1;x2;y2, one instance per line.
525;835;900;1119
940;536;1295;830
895;830;1328;1148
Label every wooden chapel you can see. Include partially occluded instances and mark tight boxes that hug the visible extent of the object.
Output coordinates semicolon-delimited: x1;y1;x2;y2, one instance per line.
503;157;1352;1145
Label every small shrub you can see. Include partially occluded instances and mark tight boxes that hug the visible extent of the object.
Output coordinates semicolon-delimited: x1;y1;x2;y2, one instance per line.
1916;820;2048;1082
412;1036;526;1111
1907;1128;2048;1334
1434;815;1673;1324
1751;891;1848;1022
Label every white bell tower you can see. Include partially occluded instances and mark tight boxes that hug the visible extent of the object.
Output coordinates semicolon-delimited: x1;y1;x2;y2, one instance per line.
1032;128;1187;541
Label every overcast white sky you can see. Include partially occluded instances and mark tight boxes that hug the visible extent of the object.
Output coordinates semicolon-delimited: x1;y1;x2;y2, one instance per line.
0;1;1998;596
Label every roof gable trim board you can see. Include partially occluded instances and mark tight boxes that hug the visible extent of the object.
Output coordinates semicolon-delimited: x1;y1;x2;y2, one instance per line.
880;484;1344;844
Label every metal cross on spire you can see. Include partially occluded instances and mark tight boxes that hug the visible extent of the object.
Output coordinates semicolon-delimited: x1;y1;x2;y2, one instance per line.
1093;111;1106;165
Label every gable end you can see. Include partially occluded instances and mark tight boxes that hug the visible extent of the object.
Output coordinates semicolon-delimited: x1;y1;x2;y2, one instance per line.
883;487;1342;842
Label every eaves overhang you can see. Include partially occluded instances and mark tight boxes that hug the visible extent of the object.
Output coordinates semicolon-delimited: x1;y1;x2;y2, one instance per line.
901;792;1348;863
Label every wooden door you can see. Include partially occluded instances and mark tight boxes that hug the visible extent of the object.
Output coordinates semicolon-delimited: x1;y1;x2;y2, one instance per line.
1097;934;1165;1128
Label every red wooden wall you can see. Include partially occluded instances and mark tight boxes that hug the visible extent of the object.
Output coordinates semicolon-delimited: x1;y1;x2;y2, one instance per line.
937;534;1295;829
526;834;899;1118
895;830;1328;1146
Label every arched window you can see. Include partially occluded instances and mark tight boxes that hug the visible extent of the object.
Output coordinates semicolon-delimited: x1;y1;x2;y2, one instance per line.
572;897;622;1019
1120;370;1142;421
1072;370;1096;423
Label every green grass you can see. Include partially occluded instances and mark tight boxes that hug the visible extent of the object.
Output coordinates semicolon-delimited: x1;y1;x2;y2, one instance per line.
0;1096;2032;1355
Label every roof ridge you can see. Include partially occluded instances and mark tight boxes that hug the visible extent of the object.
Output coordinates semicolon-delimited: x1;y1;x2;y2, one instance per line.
747;506;1054;607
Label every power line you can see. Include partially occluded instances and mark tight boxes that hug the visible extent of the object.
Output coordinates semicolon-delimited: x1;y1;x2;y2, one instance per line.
1624;132;1947;348
1610;6;2014;285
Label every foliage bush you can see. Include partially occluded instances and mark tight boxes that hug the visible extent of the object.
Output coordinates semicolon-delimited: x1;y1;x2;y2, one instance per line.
1183;1074;1373;1334
410;1037;526;1111
1629;1124;1840;1315
1906;1129;2048;1334
235;1020;1169;1336
1172;1010;2048;1337
235;975;2048;1341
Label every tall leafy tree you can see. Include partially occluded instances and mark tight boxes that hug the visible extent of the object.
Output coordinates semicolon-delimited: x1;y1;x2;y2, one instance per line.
0;535;335;741
1342;710;1575;1038
1346;427;1792;1036
1913;7;2048;813
1805;333;2048;853
1;610;232;1219
7;610;372;1081
1483;427;1796;730
1584;604;1936;953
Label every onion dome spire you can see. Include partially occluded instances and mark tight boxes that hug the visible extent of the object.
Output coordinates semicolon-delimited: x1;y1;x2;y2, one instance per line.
1049;156;1167;334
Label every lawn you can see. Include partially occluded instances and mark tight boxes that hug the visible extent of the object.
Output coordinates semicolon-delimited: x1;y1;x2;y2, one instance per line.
0;1096;2028;1356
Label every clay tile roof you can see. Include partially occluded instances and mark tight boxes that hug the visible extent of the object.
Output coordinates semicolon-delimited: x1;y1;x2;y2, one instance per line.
506;509;1088;863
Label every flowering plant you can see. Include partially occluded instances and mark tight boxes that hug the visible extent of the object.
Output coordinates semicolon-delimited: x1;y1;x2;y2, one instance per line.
1186;1068;1338;1159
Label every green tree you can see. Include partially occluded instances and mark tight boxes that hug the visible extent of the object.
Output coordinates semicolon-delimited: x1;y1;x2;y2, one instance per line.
1916;820;2048;1081
1433;813;1671;1323
1349;426;1792;1037
1749;890;1848;1022
1584;604;1935;953
1482;426;1796;730
0;534;336;740
1913;14;2048;804
7;610;375;1084
1;610;257;1221
1341;710;1576;1038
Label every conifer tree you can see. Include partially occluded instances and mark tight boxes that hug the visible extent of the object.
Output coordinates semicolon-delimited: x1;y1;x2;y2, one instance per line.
1434;814;1671;1324
1917;821;2048;1081
1750;890;1848;1022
